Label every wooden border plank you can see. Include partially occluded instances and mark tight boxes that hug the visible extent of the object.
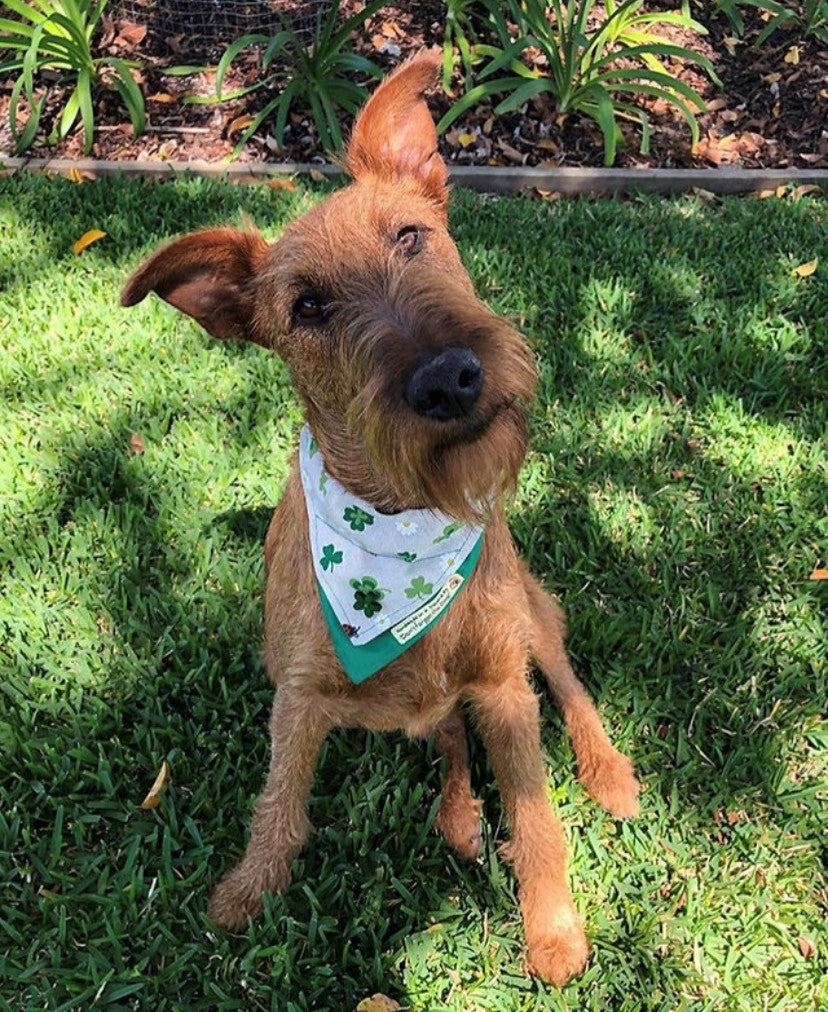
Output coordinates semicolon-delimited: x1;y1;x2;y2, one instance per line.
2;156;827;194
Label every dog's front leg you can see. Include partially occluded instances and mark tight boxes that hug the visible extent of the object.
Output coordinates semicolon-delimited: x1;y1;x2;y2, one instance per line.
433;705;483;860
469;673;589;987
209;683;329;929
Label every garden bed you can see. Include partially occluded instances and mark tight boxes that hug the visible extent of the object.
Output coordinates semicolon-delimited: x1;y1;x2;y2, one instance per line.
1;2;827;171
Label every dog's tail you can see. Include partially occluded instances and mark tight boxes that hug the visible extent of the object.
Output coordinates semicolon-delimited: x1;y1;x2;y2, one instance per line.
522;565;641;818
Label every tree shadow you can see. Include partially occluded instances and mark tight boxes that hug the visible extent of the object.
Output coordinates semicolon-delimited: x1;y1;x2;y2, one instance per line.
3;176;825;1008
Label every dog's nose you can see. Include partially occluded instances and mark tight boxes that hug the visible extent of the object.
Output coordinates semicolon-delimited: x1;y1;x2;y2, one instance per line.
405;346;483;420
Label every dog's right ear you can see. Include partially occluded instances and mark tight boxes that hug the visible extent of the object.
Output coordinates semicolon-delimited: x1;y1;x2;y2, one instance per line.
121;228;268;342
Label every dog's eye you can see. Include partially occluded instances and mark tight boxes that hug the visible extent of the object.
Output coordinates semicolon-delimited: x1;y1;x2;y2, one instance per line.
395;225;422;256
293;294;325;324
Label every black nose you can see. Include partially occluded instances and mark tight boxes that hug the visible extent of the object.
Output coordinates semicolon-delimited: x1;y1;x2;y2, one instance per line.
405;346;483;420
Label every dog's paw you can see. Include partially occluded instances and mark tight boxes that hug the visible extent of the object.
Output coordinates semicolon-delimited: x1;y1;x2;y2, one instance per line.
208;862;280;930
435;794;483;860
578;747;641;820
526;922;590;987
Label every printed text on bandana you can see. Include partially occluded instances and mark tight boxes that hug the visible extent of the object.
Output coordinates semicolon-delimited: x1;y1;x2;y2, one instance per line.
391;574;465;644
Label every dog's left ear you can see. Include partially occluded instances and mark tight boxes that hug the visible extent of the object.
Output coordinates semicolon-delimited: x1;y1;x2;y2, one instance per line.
346;48;447;211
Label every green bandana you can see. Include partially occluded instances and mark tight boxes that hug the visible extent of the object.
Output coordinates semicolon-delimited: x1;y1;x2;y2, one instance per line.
299;426;484;684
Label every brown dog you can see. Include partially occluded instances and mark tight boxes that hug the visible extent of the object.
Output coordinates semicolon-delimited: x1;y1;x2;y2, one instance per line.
121;50;640;987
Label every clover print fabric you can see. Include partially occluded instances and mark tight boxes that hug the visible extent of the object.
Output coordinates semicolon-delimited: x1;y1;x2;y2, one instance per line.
299;426;484;647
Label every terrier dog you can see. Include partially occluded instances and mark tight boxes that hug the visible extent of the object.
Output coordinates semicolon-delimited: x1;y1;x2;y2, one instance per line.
122;50;640;986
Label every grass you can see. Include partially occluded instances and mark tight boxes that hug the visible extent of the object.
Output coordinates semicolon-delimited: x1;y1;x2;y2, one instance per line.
0;171;825;1011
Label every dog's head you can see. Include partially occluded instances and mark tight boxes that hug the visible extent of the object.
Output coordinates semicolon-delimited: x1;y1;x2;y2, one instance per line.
122;50;536;520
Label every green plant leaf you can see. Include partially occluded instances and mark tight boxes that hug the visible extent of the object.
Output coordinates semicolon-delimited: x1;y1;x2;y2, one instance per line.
77;66;93;154
108;57;146;136
215;33;269;96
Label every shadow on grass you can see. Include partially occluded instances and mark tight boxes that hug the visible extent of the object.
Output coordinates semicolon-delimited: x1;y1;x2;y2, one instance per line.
2;174;825;1008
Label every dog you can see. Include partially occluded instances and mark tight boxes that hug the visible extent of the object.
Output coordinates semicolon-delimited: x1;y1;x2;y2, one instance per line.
121;50;640;987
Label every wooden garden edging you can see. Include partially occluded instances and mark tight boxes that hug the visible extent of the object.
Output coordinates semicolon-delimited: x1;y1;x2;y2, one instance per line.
2;155;827;194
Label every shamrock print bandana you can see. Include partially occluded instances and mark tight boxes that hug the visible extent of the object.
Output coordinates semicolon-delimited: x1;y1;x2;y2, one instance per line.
299;425;484;684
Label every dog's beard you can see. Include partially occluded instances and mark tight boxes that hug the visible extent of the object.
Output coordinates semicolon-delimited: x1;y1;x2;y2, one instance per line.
348;381;530;523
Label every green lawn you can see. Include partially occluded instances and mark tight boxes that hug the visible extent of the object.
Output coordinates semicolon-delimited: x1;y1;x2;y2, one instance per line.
0;173;825;1011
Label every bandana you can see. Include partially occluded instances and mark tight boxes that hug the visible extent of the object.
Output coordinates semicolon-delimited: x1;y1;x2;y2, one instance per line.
299;425;484;684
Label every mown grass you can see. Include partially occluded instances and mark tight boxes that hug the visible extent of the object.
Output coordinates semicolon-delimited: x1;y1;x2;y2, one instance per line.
0;172;825;1011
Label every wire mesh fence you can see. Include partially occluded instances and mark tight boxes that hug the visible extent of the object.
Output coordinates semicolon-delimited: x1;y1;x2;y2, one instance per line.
116;0;332;61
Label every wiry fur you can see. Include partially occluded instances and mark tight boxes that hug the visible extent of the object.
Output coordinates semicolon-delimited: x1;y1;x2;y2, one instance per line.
121;49;640;987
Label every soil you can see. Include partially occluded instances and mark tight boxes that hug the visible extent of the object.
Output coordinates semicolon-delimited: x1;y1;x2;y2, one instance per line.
1;1;827;170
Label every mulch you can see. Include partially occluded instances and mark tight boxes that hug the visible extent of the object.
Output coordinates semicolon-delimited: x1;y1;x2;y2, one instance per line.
1;1;826;170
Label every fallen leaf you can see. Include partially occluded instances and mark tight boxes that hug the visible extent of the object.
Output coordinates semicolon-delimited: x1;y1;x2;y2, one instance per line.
772;102;781;118
535;137;559;152
267;178;297;191
790;184;821;200
38;887;58;899
792;258;818;277
228;114;253;136
763;72;782;84
756;189;776;199
783;45;800;65
808;568;828;580
68;166;96;184
457;131;477;148
797;935;815;958
670;469;685;480
114;20;147;52
141;760;170;809
820;89;828;100
482;117;494;134
776;184;787;198
726;811;742;826
72;229;107;255
148;92;176;104
723;36;740;56
496;138;525;164
130;432;145;454
308;168;326;183
356;996;401;1012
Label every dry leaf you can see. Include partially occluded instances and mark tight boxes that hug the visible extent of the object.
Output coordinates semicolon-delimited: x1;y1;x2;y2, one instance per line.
141;760;170;809
496;138;525;164
535;137;559;152
723;37;740;56
790;184;821;200
772;102;781;118
783;45;800;65
792;258;818;277
148;92;176;104
457;131;477;149
482;117;494;134
797;935;815;958
355;996;401;1012
267;178;298;192
72;229;107;255
68;166;96;183
670;469;685;480
114;21;147;52
808;568;828;580
130;432;145;454
308;168;326;183
763;72;782;84
820;89;828;100
228;114;253;136
756;189;776;199
776;184;788;198
38;887;58;899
